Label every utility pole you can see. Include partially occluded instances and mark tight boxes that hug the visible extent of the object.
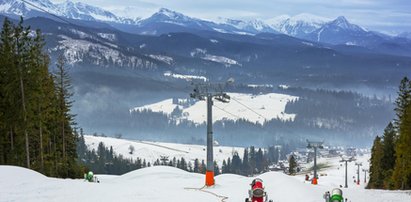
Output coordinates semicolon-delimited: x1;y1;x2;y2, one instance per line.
362;168;368;183
355;162;362;185
307;140;323;185
190;81;231;187
340;156;354;188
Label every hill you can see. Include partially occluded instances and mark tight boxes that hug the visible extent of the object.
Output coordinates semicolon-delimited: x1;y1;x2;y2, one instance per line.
1;154;410;202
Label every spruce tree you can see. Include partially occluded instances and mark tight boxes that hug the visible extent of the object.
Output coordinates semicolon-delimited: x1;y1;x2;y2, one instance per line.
288;155;297;175
392;102;411;189
242;148;250;175
193;158;199;173
381;122;396;188
368;136;384;189
394;77;410;128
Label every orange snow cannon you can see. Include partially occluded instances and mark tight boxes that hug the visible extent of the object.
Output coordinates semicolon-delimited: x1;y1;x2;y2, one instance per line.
205;171;214;186
312;177;318;185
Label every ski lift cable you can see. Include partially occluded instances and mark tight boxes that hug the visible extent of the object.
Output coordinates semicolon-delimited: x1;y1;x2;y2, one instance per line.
19;0;78;26
214;105;241;119
231;97;268;120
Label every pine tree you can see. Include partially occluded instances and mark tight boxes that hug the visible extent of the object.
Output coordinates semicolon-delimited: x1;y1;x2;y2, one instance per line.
392;102;411;189
288;155;297;175
394;77;410;129
227;158;231;173
231;152;242;175
53;55;79;178
200;160;206;174
249;146;256;175
242;148;250;175
381;122;396;188
221;160;227;173
193;158;199;173
214;161;220;176
256;148;264;173
368;136;384;189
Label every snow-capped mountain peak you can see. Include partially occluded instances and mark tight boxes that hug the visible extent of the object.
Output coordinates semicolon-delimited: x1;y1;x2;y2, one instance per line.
268;13;330;37
333;16;350;29
263;13;333;37
217;17;275;33
140;7;201;26
0;0;138;25
157;8;180;18
288;13;330;25
327;16;366;32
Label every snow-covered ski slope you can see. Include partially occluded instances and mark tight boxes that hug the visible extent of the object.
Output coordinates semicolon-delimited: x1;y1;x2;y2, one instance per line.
85;135;245;166
1;155;410;202
131;93;298;124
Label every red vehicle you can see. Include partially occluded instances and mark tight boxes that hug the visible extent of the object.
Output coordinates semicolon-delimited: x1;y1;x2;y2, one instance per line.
245;178;273;202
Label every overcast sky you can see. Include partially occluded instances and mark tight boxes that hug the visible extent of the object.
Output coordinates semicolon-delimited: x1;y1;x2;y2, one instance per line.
51;0;411;35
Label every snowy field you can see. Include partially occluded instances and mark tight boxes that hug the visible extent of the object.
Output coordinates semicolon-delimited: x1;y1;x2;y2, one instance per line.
84;135;245;167
1;154;410;202
2;137;409;202
131;93;298;124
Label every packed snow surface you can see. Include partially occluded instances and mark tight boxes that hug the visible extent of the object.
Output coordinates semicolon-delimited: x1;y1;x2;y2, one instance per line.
1;154;410;202
131;93;298;124
84;135;244;167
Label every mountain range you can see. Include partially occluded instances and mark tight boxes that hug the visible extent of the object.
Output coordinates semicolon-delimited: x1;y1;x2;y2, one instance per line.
0;0;409;88
1;0;410;52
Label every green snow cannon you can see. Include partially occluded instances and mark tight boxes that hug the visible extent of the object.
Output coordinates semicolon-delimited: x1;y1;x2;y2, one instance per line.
324;188;344;202
85;171;94;182
330;188;343;202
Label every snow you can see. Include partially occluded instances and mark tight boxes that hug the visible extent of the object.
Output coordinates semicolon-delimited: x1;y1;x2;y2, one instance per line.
247;84;274;88
213;28;229;33
345;42;357;46
97;33;117;42
287;13;331;27
278;84;290;89
0;3;12;13
218;18;272;32
147;55;173;65
202;54;241;67
210;39;219;43
266;13;331;36
190;48;241;67
70;29;93;39
164;72;207;82
84;135;244;167
131;93;299;124
1;153;410;202
53;35;153;69
265;15;291;30
302;41;314;46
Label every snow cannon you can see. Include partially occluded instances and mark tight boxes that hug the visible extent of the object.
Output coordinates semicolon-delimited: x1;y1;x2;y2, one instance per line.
245;178;273;202
330;188;343;202
85;171;94;182
324;188;344;202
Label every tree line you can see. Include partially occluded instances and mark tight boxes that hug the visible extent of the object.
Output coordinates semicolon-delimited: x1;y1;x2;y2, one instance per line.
368;77;411;190
0;18;82;178
126;87;392;147
77;133;294;178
